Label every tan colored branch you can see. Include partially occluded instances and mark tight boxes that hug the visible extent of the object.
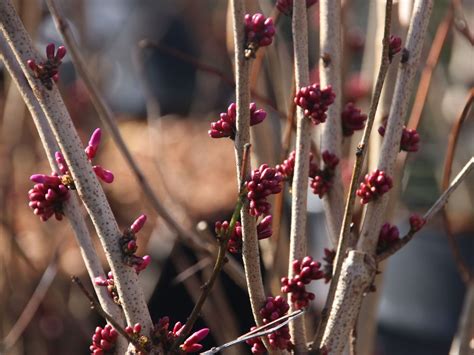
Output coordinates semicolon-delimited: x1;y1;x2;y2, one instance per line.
319;0;344;247
0;0;152;333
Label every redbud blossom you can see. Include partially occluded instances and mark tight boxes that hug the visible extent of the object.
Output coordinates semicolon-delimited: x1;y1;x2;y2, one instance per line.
378;125;420;152
356;169;393;204
409;214;426;232
90;324;118;354
310;151;340;198
246;164;283;216
244;13;275;58
28;173;70;222
294;84;336;125
27;43;67;90
377;223;400;254
389;35;402;61
341;102;367;136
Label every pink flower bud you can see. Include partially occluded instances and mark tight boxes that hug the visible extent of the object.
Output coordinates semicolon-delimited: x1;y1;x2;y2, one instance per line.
55;151;69;174
55;46;67;61
93;165;114;183
85;128;102;159
130;214;147;234
46;43;56;60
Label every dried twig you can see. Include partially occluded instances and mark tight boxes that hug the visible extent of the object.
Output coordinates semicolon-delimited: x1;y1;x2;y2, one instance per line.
441;89;474;284
312;0;394;348
377;157;474;262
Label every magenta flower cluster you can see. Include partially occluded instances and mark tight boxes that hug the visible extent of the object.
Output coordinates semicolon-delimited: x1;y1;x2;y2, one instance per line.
276;150;318;183
356;169;393;204
409;213;425;232
245;164;283;216
246;296;293;354
388;35;402;61
28;173;70;221
244;13;275;58
27;43;66;90
377;223;400;254
281;256;324;309
208;102;266;139
276;0;318;16
378;125;420;152
90;324;118;355
120;215;151;273
310;150;340;198
341;102;367;136
94;272;119;305
215;215;272;254
294;84;336;125
153;316;209;353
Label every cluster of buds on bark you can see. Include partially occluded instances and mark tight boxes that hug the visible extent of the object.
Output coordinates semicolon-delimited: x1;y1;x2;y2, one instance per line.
208;102;266;139
125;323;152;353
378;125;420;152
120;215;151;273
152;316;210;353
27;43;66;90
245;164;283;216
356;169;393;204
341;102;367;136
276;0;318;16
409;213;426;232
246;296;294;354
90;324;118;355
94;272;120;305
281;256;324;309
294;84;336;125
28;173;70;221
244;13;275;59
377;223;400;254
322;248;336;283
388;35;402;62
215;215;273;254
310;150;340;198
276;150;318;184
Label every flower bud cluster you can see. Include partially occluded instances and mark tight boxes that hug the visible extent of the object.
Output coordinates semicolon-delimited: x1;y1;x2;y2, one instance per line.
294;84;336;125
215;215;273;254
377;223;400;254
28;173;70;221
389;35;402;62
341;102;367;136
94;272;120;305
356;169;393;204
378;125;420;152
90;324;118;355
276;150;318;184
27;43;66;90
245;164;283;216
246;296;293;354
281;256;324;309
120;215;151;273
409;214;425;232
276;0;318;16
310;151;340;198
244;13;275;59
153;316;209;353
208;103;266;139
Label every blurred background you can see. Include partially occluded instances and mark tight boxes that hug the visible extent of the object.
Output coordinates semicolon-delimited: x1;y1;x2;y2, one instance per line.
0;0;473;354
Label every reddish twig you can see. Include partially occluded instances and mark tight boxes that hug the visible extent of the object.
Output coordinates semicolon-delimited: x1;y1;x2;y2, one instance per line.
440;89;474;284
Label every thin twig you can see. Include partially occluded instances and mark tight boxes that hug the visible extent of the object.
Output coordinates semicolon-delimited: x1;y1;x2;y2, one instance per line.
407;5;454;130
450;281;474;354
201;310;305;354
71;276;149;353
441;89;474;284
312;0;394;348
138;40;284;117
1;251;59;351
288;0;311;351
377;157;474;262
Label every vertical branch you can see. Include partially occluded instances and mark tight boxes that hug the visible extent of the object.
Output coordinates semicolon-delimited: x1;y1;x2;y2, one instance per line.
0;0;152;333
0;34;124;328
288;0;311;352
319;0;344;247
357;0;434;255
450;282;474;355
229;0;268;350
